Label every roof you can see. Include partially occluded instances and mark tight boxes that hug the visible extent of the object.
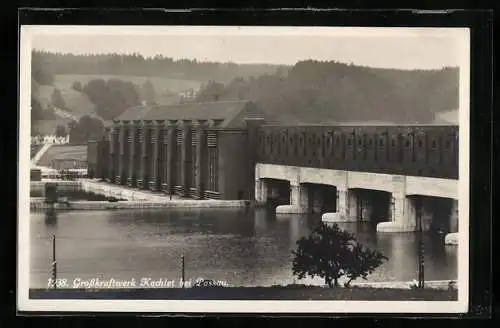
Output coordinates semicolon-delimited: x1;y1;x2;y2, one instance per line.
36;145;87;166
115;105;151;121
115;100;266;128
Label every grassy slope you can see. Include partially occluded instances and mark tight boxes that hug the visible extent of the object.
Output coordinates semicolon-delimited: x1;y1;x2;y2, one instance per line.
36;144;88;167
34;84;98;117
33;73;204;133
54;73;204;99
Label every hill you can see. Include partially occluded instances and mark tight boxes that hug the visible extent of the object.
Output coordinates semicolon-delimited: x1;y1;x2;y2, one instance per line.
33;51;286;84
195;61;459;125
32;84;99;118
31;83;103;135
31;51;459;137
54;74;204;105
58;88;98;117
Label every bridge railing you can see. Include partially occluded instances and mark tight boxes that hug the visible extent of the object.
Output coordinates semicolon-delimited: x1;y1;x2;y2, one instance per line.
256;125;459;180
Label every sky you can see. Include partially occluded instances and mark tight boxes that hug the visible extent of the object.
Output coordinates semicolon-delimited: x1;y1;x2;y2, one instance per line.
26;26;469;70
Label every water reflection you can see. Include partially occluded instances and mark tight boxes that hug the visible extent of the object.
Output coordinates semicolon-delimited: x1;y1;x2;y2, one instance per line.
44;208;58;227
30;207;457;288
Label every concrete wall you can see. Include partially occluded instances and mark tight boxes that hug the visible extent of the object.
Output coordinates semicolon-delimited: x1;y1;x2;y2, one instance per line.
256;163;457;200
406;176;458;199
30;180;81;197
256;163;459;233
257;125;459;180
218;130;251;200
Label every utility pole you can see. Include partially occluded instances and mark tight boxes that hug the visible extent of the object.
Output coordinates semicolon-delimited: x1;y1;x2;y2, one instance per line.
416;198;425;289
51;235;57;289
180;254;185;286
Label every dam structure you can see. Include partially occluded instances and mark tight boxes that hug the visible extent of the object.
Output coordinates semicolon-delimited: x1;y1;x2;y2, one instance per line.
87;101;459;239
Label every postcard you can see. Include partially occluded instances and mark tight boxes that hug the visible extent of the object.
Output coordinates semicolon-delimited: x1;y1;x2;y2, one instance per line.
18;24;470;314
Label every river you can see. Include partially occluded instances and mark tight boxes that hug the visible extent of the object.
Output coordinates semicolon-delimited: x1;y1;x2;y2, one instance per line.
30;207;457;289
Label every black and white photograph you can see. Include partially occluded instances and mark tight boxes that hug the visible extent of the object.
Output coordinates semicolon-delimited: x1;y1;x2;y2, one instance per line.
18;24;470;313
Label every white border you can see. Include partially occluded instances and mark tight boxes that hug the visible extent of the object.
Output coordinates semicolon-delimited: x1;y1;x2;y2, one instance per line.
18;25;470;314
25;25;463;37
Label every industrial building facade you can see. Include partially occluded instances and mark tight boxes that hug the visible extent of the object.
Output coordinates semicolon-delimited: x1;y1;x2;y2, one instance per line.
257;124;459;179
88;100;459;200
88;100;267;200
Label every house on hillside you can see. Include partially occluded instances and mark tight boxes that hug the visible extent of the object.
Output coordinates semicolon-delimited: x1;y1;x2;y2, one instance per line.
31;134;69;145
90;100;269;200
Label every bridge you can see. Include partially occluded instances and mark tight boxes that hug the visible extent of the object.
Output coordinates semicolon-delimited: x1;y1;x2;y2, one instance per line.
255;124;458;234
87;101;459;238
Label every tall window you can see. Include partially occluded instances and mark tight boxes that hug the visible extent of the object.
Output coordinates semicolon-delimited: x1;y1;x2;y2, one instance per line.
176;130;183;186
207;132;218;192
113;131;119;174
159;129;166;184
143;128;150;177
191;130;197;189
149;128;156;178
134;127;141;174
123;127;130;173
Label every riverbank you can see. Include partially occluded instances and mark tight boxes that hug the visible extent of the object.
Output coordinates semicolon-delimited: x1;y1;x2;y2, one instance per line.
30;179;250;209
29;286;457;301
30;198;249;210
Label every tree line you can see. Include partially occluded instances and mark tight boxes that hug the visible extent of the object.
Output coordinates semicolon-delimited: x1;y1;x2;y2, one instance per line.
31;52;459;142
32;50;286;83
196;60;459;124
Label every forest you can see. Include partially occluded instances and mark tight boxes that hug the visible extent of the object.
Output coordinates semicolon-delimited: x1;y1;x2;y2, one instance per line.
31;50;286;83
195;60;459;124
30;51;459;142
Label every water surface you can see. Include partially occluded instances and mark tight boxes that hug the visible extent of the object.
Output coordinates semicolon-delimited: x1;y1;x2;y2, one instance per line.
30;208;457;288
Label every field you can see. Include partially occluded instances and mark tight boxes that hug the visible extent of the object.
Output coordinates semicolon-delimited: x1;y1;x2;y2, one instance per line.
36;144;88;167
32;119;74;136
54;74;205;97
33;84;99;120
58;88;98;118
32;73;203;134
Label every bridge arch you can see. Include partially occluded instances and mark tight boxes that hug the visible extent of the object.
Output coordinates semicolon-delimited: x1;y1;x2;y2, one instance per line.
347;188;392;225
405;195;458;234
255;177;291;207
299;182;337;214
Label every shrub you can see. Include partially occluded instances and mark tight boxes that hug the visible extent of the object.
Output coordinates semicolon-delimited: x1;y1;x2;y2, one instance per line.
291;222;388;288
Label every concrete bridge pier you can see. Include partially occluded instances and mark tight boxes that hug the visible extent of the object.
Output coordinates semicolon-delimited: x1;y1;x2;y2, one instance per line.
337;189;349;219
377;195;417;232
254;179;268;206
321;188;355;222
276;182;309;214
449;199;459;232
445;199;459;245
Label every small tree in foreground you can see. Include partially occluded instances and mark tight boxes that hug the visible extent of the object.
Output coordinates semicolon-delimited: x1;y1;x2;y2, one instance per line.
291;222;388;288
